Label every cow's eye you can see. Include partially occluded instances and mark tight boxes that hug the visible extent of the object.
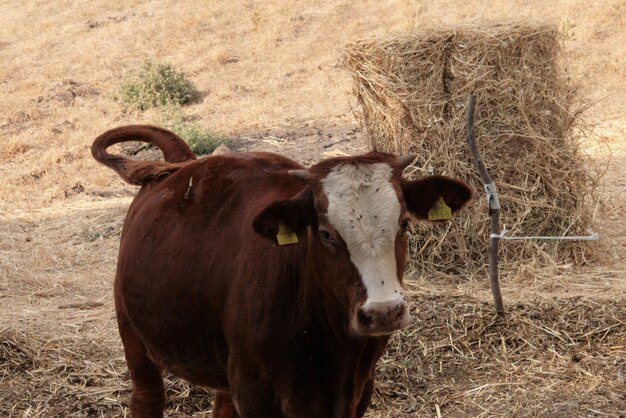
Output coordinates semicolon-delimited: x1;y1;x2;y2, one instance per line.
319;229;335;245
401;219;411;234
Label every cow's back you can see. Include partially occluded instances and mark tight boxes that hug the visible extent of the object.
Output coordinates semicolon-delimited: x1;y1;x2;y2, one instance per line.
115;152;305;387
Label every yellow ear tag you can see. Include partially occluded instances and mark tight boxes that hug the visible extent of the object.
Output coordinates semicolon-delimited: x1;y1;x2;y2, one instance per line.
276;223;299;246
428;196;452;221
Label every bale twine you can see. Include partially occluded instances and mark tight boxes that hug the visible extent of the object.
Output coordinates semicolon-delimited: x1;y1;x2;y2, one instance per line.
344;23;601;277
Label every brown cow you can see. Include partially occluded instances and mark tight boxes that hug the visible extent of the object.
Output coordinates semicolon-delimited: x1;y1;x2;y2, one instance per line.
92;125;472;418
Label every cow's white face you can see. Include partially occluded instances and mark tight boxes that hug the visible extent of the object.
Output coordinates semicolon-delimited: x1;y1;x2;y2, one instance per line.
253;153;473;337
322;162;410;335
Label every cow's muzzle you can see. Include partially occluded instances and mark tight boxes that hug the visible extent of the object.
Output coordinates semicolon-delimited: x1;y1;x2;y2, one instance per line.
352;296;410;336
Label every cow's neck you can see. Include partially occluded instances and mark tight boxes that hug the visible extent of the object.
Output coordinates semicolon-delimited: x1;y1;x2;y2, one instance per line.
296;235;387;383
300;238;353;345
262;232;388;416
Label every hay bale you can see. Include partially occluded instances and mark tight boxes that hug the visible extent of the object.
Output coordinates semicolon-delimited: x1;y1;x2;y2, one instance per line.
344;23;600;277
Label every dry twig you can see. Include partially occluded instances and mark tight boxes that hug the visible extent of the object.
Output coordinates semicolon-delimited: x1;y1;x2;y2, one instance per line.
465;95;504;314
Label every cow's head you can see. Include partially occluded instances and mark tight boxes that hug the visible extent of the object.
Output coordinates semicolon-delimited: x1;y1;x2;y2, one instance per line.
254;153;472;337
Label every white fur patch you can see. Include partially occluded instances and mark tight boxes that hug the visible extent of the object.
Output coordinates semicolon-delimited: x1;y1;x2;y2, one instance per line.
322;162;404;303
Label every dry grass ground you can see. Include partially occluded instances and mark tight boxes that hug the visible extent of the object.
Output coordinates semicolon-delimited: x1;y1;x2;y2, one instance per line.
1;1;625;417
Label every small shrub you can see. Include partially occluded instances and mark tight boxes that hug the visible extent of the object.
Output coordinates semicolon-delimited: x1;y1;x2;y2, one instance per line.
251;11;261;32
119;61;200;110
160;107;228;155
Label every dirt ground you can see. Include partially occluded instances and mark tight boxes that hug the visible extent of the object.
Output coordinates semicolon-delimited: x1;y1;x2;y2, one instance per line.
1;0;625;417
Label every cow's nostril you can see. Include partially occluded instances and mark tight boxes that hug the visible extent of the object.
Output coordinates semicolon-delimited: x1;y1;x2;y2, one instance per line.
394;304;405;320
357;310;373;328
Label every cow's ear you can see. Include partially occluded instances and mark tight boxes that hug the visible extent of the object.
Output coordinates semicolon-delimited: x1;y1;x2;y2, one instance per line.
402;176;473;221
253;189;316;244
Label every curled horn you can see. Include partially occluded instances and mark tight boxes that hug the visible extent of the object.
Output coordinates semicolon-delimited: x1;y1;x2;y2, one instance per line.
397;154;417;170
288;169;312;182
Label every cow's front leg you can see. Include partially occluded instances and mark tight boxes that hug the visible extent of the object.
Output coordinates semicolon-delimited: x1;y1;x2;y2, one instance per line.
355;378;375;418
214;391;240;418
228;366;283;417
